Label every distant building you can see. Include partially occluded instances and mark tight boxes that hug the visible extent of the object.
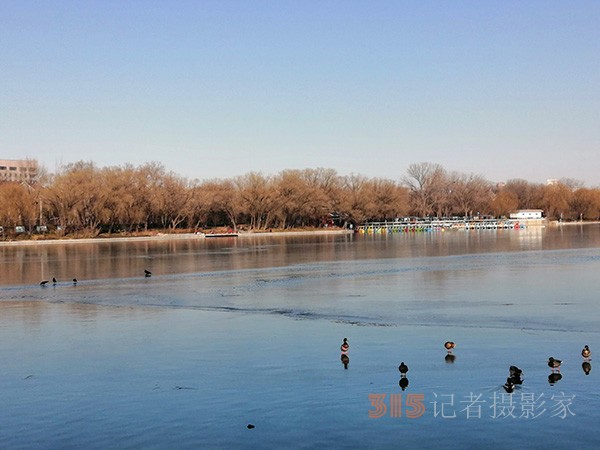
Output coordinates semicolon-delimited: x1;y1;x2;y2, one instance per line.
510;209;543;219
0;159;38;183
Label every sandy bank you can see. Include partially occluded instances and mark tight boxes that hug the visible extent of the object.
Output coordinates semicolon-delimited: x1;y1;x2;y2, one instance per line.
0;229;353;247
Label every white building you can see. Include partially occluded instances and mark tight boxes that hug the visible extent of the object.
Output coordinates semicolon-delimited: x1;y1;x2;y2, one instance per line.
509;209;543;219
0;159;38;183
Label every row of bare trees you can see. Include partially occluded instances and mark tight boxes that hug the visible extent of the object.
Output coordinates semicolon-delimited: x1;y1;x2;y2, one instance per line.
1;161;599;236
403;162;600;221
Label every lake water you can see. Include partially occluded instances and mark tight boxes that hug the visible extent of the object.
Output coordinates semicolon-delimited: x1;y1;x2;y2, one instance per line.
1;226;599;448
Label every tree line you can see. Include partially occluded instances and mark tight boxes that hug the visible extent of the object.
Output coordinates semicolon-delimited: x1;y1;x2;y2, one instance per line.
1;161;599;236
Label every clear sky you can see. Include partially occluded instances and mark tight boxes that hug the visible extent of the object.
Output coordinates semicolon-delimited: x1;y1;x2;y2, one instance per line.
1;1;599;185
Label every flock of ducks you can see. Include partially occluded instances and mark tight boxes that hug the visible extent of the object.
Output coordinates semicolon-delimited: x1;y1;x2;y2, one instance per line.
40;277;77;286
40;270;153;286
36;273;595;391
339;339;592;391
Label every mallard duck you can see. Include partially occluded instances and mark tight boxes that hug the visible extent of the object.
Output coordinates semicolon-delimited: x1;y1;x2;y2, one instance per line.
508;365;523;384
444;341;455;353
548;357;562;372
582;345;591;360
340;338;349;354
509;365;522;378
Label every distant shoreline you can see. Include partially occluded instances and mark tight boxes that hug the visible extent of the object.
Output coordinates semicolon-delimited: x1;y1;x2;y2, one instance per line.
0;229;353;247
548;220;600;227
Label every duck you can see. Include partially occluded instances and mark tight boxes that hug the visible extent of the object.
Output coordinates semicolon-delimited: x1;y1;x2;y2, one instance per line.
548;357;562;372
40;280;49;286
52;277;57;285
444;341;455;353
144;269;152;278
508;366;523;385
582;345;591;360
509;365;523;378
503;378;515;393
398;362;409;375
73;278;78;285
340;338;349;354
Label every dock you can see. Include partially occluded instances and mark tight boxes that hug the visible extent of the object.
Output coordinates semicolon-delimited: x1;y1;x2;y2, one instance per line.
356;218;544;234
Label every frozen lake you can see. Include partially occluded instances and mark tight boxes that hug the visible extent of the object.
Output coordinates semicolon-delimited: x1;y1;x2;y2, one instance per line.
1;226;599;448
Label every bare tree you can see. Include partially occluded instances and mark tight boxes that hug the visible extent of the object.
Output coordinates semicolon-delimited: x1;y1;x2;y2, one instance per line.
236;172;274;230
449;172;493;218
539;183;573;220
569;188;600;220
403;162;446;217
490;189;519;218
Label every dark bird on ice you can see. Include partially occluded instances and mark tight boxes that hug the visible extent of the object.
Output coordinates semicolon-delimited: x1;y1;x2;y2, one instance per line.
144;269;152;277
509;365;523;378
548;357;562;372
508;366;523;385
398;362;409;375
582;345;591;360
340;338;349;354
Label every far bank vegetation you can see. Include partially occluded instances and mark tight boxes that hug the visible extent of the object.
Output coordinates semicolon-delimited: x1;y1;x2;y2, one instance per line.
1;161;599;238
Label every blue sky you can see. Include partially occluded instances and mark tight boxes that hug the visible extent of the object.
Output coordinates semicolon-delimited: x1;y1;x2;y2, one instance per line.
1;1;599;185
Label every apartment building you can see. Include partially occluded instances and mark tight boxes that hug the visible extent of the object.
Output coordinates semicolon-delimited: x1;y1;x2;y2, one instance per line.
0;159;38;183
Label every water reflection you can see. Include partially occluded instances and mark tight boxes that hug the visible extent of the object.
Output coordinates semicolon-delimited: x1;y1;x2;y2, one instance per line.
3;228;600;334
582;362;592;375
399;377;409;391
3;225;600;288
548;373;563;385
341;354;349;369
444;354;456;364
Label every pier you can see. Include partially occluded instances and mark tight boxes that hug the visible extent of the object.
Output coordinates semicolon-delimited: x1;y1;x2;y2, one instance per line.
356;218;540;234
